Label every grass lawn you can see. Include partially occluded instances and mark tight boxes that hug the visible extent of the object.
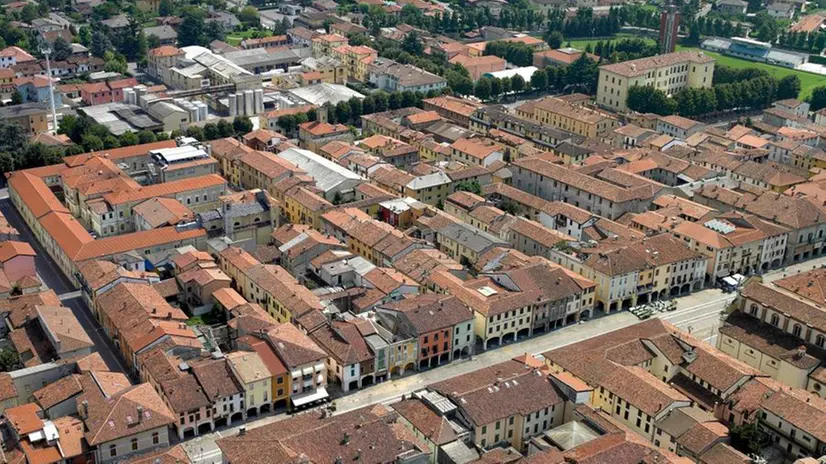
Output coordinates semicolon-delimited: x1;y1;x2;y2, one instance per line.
225;28;273;46
676;45;823;99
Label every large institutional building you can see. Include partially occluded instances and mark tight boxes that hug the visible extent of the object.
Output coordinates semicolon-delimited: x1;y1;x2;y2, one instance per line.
596;51;716;112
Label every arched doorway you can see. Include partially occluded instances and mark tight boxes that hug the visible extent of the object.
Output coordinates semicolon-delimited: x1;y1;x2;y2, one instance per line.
348;380;359;391
502;332;515;344
260;404;271;414
247;407;258;418
198;423;213;435
230;412;244;423
516;327;530;339
183;427;196;439
402;362;415;374
215;417;228;428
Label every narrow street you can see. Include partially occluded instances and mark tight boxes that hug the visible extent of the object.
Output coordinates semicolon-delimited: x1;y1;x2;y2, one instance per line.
0;197;130;375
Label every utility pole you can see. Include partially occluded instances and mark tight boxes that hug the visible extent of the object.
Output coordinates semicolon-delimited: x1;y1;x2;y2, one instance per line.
41;45;58;134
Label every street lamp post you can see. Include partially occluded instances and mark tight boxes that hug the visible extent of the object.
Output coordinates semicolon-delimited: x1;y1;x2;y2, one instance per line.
40;45;58;134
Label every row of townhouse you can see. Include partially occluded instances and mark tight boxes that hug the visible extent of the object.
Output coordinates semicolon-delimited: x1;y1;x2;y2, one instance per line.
217;246;325;326
511;157;667;221
691;183;826;265
135;291;332;438
11;54;104;79
633;209;790;280
427;258;596;350
319;207;425;266
549;233;708;313
542;318;770;461
476;185;712;312
514;96;619;140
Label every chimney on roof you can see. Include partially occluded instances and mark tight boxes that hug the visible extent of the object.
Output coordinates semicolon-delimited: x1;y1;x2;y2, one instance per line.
80;400;88;419
342;432;350;445
137;406;143;423
356;449;362;461
796;345;807;359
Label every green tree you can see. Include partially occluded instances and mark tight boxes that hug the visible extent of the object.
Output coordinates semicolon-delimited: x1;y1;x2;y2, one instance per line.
373;91;389;112
729;423;762;455
490;77;502;97
455;180;481;195
0;152;14;173
90;31;112;58
402;31;423;55
500;76;511;95
277;114;297;134
20;4;38;23
531;69;548;90
82;134;104;151
158;0;175;16
626;85;676;115
204;21;225;43
545;31;563;49
233;116;253;135
811;86;826;111
778;75;801;100
510;74;525;93
103;51;128;74
401;90;417;108
186;125;205;140
217;119;234;138
204;123;219;140
103;135;120;149
119;131;138;146
474;78;492;100
51;37;72;61
147;35;161;50
10;91;22;105
137;130;156;144
77;26;92;46
348;98;363;121
335;101;351;124
238;6;260;27
179;9;206;47
388;92;403;110
0;348;19;372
